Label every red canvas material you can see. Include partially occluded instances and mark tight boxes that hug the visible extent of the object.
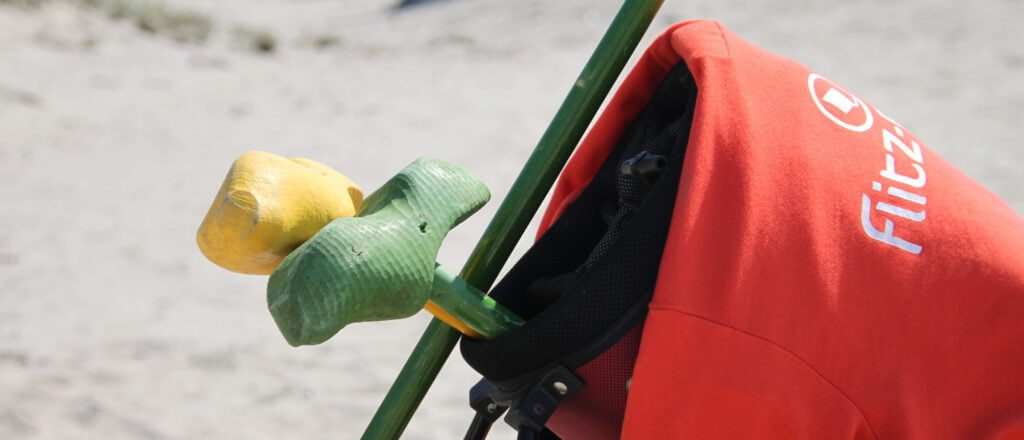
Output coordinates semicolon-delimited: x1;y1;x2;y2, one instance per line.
545;325;644;439
538;20;1024;440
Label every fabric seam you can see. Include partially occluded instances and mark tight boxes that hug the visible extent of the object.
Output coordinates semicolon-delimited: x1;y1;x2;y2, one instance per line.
712;20;732;58
647;304;880;440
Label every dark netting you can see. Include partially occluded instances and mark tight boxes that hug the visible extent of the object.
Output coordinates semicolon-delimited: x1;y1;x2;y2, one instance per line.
460;61;697;387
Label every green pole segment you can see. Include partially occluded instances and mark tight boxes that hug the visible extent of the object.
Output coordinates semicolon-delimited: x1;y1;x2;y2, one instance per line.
430;265;525;340
361;1;665;438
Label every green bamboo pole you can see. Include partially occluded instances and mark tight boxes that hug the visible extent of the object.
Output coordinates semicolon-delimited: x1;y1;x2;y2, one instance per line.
361;1;665;438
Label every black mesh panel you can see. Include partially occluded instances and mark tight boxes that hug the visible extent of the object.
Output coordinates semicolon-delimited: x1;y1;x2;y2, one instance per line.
460;62;698;386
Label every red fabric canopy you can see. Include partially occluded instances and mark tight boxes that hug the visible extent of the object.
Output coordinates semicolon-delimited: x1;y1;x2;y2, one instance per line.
539;20;1024;440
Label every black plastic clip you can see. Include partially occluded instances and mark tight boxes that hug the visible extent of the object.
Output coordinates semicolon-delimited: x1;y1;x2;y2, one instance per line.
503;365;584;433
464;380;508;440
620;150;667;185
464;365;584;440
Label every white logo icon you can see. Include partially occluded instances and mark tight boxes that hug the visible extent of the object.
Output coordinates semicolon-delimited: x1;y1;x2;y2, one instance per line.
808;73;873;132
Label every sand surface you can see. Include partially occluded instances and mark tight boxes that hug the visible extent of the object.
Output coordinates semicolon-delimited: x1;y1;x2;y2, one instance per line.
1;0;1021;438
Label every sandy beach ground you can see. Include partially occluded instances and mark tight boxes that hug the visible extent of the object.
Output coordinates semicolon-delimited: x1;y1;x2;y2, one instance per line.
0;0;1020;438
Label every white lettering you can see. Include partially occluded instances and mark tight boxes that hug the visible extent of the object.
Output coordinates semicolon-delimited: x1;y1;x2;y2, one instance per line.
887;186;926;205
883;128;924;164
861;195;923;254
876;201;926;222
881;153;926;188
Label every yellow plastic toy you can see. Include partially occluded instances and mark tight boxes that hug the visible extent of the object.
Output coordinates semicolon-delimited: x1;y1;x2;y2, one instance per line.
196;151;363;275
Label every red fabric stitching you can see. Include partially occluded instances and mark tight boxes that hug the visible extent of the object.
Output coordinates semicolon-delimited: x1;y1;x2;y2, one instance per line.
647;304;880;440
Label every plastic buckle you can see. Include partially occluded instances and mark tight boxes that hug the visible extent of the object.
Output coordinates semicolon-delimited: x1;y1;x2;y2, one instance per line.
620;150;667;185
504;365;584;433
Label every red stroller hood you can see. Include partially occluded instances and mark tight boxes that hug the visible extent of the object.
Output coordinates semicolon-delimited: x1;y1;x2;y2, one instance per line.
540;20;1024;439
